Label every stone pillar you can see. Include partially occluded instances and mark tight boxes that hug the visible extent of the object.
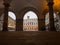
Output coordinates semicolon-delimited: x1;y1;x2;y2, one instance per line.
3;2;10;31
16;19;23;31
38;19;41;31
43;18;46;31
48;0;56;31
39;19;46;31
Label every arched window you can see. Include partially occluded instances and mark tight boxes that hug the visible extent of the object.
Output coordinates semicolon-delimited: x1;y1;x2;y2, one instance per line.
8;11;16;31
23;11;38;31
0;11;16;31
45;12;60;31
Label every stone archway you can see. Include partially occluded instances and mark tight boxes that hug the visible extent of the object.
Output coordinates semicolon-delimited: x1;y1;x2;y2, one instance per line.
45;12;56;31
16;7;40;31
0;8;16;31
42;9;60;31
23;11;38;31
0;11;16;31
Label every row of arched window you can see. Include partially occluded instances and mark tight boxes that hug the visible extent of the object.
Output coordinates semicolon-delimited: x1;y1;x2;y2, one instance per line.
0;11;60;31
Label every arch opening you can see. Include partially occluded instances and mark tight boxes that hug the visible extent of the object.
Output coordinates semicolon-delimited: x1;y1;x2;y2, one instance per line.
8;11;16;31
45;12;60;31
23;11;38;31
0;11;16;31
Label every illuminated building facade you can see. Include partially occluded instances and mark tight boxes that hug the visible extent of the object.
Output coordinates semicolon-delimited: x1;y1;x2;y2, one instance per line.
23;16;38;31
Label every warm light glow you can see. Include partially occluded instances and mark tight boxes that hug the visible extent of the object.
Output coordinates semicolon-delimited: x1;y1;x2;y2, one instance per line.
56;12;59;14
42;0;60;10
42;0;48;9
54;0;60;8
53;0;60;10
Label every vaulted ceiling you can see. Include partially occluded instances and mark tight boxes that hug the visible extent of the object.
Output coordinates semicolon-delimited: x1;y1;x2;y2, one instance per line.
0;0;60;15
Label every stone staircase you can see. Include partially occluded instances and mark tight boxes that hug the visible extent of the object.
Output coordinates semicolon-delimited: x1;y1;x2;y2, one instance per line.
0;31;60;45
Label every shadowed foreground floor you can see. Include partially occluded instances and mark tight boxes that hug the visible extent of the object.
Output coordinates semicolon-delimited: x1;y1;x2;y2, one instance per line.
0;31;60;45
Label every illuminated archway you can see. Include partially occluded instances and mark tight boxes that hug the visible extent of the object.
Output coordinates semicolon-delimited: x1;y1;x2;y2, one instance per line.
23;11;38;31
0;11;16;31
8;11;16;31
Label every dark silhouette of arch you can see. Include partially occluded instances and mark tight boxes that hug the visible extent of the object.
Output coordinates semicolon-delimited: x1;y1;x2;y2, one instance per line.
16;7;40;31
19;7;39;19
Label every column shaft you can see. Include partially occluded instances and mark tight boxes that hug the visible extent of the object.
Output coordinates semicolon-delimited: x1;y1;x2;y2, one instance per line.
16;19;23;31
48;1;56;31
3;3;9;31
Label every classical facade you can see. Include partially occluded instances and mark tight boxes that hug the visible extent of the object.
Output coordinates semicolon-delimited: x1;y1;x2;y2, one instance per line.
23;16;38;31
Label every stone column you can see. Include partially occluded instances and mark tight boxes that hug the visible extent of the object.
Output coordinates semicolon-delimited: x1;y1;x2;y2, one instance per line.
16;19;23;31
39;19;46;31
3;3;10;31
48;0;56;31
43;18;46;31
38;19;41;31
